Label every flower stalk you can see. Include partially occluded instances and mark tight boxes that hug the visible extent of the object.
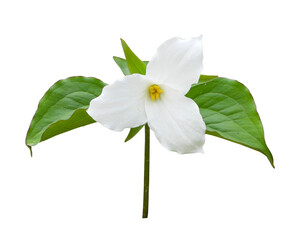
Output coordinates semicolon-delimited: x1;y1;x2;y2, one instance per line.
142;124;150;218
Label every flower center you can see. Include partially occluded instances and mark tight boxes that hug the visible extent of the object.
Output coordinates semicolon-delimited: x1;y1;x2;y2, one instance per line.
149;85;163;101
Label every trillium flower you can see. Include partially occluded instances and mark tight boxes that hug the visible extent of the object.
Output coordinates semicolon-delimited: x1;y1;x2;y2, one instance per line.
87;37;206;153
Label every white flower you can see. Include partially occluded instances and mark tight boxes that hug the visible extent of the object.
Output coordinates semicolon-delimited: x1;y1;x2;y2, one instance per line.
87;37;206;154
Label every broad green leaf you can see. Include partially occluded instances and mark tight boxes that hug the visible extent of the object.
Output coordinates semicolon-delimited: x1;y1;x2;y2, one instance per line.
41;108;95;142
198;75;218;83
186;77;274;167
120;39;146;75
26;76;106;154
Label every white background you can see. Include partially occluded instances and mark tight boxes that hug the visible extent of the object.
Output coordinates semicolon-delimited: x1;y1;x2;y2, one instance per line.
1;0;299;239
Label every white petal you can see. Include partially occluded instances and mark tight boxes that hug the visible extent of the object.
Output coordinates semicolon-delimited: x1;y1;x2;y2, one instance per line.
145;85;206;154
87;74;151;131
146;36;203;94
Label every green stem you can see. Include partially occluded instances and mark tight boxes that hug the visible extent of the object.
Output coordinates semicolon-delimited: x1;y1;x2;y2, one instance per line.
142;124;150;218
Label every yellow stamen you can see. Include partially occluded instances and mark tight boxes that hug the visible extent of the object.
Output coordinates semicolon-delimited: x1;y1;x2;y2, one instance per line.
149;85;163;101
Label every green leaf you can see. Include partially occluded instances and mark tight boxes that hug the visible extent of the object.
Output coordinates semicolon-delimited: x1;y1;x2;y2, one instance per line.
125;125;144;142
198;74;218;83
120;39;147;75
186;77;274;167
26;76;106;153
113;56;131;76
113;56;148;76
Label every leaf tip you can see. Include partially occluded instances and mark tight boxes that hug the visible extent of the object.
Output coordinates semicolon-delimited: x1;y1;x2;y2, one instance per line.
270;158;275;169
272;164;275;169
266;148;275;168
113;56;121;62
265;150;275;168
27;145;33;157
124;135;130;143
120;38;129;50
